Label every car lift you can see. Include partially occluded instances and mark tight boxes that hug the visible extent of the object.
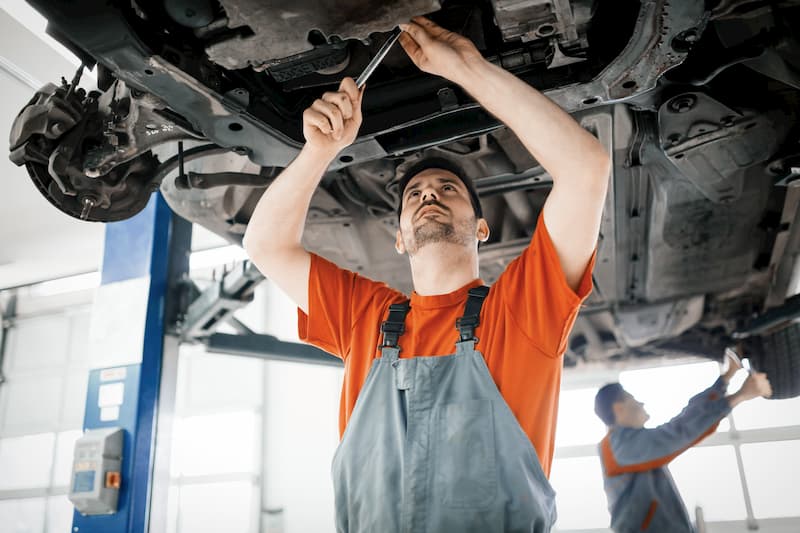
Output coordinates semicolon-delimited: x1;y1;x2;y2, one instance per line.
73;193;190;533
176;260;340;366
73;193;338;533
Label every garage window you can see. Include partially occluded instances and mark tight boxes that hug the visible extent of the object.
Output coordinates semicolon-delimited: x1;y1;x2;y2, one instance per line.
741;440;800;519
670;445;747;521
549;456;609;530
555;388;608;447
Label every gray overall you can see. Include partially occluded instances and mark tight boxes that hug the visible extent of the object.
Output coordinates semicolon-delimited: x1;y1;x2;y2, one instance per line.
600;378;731;533
331;286;557;533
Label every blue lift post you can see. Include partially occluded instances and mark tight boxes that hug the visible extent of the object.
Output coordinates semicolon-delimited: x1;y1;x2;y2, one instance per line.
73;193;191;533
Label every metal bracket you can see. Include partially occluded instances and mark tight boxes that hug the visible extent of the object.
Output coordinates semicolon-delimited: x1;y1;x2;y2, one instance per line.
176;258;342;365
733;293;800;339
178;261;265;341
771;153;800;187
205;333;341;366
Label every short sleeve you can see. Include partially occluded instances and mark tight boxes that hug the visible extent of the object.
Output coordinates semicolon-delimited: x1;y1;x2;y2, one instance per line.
492;212;595;357
298;253;397;360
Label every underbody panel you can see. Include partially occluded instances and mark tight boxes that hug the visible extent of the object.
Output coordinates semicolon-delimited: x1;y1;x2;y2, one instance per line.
9;0;800;365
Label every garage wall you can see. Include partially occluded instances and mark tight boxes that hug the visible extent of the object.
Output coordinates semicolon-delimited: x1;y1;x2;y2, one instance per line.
166;278;342;533
0;7;106;290
0;291;93;533
0;278;278;533
260;360;341;533
254;280;342;533
0;219;339;533
166;344;264;533
0;286;274;533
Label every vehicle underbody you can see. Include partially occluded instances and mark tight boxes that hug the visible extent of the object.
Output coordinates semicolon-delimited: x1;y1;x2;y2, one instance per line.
8;0;800;395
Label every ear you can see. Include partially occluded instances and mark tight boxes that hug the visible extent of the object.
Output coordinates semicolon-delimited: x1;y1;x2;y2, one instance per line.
476;218;490;242
611;402;624;425
395;229;406;254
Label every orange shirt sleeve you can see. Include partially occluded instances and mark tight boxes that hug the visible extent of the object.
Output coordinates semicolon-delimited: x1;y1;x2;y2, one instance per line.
492;211;595;358
298;253;399;361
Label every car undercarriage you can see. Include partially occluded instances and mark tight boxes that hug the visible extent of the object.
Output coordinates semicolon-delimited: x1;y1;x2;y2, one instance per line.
8;0;800;396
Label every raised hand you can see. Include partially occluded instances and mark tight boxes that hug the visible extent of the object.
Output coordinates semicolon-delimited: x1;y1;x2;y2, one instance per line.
739;371;773;400
398;16;484;85
303;77;363;156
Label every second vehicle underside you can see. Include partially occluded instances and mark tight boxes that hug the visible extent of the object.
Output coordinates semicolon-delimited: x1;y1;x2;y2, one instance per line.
8;0;800;386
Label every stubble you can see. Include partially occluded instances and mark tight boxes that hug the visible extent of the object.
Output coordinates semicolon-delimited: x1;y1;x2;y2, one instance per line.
405;216;475;255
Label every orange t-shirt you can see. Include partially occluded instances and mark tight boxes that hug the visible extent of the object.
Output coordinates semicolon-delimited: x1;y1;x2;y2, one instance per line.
298;213;594;476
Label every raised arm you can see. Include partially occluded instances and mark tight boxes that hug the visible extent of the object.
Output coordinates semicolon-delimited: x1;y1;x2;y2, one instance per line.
243;78;363;313
399;18;611;290
602;372;772;475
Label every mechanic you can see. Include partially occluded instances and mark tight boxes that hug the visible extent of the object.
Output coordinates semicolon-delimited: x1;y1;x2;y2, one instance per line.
594;353;773;533
244;16;610;532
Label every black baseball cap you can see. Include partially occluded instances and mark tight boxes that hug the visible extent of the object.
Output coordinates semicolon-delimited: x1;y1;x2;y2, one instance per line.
396;157;483;220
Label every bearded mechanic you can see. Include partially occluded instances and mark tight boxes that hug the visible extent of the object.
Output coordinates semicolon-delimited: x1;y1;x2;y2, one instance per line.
243;16;611;532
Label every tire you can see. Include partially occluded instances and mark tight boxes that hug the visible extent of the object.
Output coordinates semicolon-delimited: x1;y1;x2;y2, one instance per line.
747;323;800;399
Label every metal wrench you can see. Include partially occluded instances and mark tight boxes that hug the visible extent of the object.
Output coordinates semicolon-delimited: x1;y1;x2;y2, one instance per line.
356;28;402;89
725;346;752;374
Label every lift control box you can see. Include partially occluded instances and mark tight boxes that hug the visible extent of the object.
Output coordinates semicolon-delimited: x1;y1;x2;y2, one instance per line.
68;427;124;515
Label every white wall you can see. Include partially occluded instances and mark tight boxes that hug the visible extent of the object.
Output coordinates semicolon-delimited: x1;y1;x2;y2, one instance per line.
0;290;93;533
0;6;105;289
166;278;343;533
166;344;264;533
251;279;342;533
261;360;341;533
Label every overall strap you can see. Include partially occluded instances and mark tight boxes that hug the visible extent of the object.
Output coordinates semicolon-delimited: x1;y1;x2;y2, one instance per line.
456;285;490;343
380;300;411;350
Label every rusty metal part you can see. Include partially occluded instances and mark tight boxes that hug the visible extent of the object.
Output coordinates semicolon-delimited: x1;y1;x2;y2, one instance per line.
544;0;708;109
9;83;84;157
266;42;350;82
709;0;800;20
733;293;800;338
81;83;199;177
165;0;215;28
762;185;800;309
8;75;199;221
205;0;440;70
174;170;278;189
658;92;785;204
23;150;161;222
490;0;592;49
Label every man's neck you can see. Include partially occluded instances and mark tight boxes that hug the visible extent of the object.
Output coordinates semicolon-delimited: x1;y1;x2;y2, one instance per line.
408;244;480;296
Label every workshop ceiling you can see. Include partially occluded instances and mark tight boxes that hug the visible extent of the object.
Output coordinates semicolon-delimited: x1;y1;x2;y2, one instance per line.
0;4;228;289
0;5;106;289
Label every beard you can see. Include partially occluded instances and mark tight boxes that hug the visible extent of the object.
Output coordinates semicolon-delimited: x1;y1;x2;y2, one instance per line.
404;216;475;255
